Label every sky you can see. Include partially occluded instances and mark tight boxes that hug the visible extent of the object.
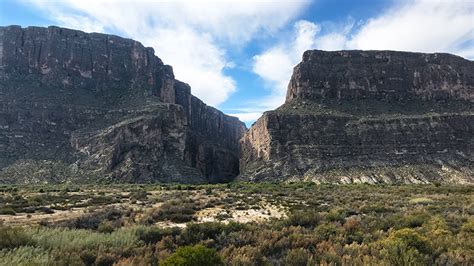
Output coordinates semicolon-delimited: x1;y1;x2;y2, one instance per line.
1;0;473;126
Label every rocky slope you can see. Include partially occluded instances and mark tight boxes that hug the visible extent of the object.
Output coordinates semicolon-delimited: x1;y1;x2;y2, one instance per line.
240;50;474;184
0;25;245;184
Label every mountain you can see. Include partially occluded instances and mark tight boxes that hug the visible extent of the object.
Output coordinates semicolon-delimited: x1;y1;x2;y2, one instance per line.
239;50;474;184
0;25;246;184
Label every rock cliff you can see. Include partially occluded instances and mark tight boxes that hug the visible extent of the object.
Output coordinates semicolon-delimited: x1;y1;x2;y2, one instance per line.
240;50;474;184
0;25;245;184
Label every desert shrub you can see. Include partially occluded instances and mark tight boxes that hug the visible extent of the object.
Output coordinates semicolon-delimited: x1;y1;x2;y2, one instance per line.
95;253;118;266
137;226;181;244
0;206;16;215
79;250;97;265
160;244;223;266
0;246;51;265
221;245;267;265
400;212;431;228
460;219;474;234
343;217;361;233
325;209;346;222
380;228;432;265
359;203;393;214
66;207;124;230
283;248;312;266
130;190;148;201
319;250;342;265
0;226;33;249
88;196;118;205
181;222;248;245
98;221;115;234
286;210;322;227
146;200;200;223
314;223;342;242
381;211;431;231
28;227;140;252
38;206;55;214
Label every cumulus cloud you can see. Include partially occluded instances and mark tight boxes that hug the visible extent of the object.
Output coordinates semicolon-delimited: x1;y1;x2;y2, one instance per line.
25;0;310;106
242;0;473;123
235;19;342;122
348;0;474;56
252;21;321;109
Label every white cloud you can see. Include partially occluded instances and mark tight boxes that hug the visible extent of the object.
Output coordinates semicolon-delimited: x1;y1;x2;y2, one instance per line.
244;19;343;120
26;0;310;106
228;112;263;124
348;0;474;54
244;0;473;123
252;20;321;110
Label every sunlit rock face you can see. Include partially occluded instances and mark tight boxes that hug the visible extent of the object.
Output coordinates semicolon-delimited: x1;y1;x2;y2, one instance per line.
240;50;474;184
0;25;245;184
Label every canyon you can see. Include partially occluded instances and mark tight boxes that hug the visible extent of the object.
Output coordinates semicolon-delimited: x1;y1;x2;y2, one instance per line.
0;25;245;184
239;50;473;184
0;26;472;184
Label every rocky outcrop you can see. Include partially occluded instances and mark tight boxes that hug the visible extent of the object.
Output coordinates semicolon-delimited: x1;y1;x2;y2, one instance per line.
0;25;245;184
240;50;474;184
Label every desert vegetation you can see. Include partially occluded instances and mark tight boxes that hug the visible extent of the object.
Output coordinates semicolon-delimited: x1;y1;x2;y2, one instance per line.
0;183;472;265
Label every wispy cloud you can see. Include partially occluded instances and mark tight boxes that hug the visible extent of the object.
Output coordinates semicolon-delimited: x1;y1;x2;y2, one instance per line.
25;0;310;107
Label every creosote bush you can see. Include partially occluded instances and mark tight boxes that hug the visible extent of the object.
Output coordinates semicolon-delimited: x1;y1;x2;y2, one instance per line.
160;244;223;266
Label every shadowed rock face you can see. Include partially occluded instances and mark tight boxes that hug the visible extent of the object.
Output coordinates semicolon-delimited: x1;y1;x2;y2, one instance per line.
0;25;245;184
240;50;474;184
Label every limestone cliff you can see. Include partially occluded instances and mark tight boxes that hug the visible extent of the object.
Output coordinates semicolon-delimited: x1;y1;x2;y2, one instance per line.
240;50;474;184
0;25;245;184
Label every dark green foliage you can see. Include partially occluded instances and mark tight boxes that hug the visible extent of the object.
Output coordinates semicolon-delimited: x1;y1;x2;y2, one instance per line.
286;210;322;227
314;223;342;242
137;226;180;244
284;249;312;266
0;227;32;249
381;228;432;265
98;221;115;234
95;253;117;266
181;222;248;244
160;244;223;266
66;207;124;230
144;197;205;224
130;190;148;201
0;206;16;215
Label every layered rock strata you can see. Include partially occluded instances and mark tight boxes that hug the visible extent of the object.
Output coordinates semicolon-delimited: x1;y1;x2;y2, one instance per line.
240;50;474;184
0;25;245;183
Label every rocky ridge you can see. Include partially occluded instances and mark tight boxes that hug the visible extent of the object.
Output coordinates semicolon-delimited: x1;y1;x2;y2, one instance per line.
240;50;474;184
0;25;245;184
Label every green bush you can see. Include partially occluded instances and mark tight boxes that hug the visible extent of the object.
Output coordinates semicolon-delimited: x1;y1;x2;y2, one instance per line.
381;228;432;265
284;248;312;266
130;190;148;201
98;221;115;234
325;209;346;222
286;210;322;227
181;222;247;244
460;219;474;234
160;244;222;266
314;223;342;242
0;246;51;265
137;226;180;244
147;200;199;223
0;226;33;249
0;207;16;215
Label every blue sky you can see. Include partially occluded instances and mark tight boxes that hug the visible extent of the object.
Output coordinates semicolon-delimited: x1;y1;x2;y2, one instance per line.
1;0;473;126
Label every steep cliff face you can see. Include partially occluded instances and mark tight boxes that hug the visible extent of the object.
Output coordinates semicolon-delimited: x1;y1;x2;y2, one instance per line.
240;50;474;184
286;50;474;102
0;25;245;184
